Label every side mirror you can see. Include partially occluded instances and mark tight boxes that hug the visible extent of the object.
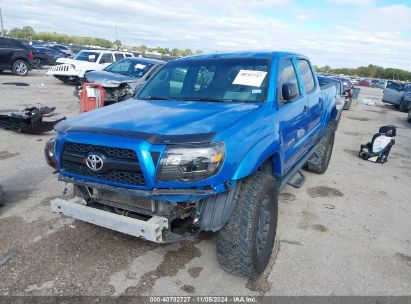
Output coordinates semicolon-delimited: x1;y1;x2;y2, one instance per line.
282;83;299;102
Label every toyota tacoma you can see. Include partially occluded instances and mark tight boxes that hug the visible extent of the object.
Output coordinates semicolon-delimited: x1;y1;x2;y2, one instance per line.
45;51;338;277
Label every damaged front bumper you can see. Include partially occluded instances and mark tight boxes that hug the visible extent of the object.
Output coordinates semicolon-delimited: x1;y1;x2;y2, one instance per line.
58;174;221;202
51;196;169;242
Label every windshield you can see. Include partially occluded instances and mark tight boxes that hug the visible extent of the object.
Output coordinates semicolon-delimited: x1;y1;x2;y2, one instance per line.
74;51;100;62
104;59;154;77
138;58;270;102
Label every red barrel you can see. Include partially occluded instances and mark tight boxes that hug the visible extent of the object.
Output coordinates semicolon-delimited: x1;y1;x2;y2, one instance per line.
80;83;105;113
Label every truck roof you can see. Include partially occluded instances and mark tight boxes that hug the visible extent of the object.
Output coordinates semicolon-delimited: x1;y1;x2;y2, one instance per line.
179;51;305;61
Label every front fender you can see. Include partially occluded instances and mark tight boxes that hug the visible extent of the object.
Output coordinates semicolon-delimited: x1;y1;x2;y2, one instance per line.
232;133;282;180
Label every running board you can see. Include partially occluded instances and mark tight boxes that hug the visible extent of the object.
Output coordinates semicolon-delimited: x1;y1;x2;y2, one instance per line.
279;144;318;190
287;170;305;188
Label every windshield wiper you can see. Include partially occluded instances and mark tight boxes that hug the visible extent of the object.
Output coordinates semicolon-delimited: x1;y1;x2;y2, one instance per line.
178;97;234;102
141;96;174;100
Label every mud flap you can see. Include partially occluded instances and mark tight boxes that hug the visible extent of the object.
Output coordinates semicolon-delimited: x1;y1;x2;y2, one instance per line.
197;185;240;232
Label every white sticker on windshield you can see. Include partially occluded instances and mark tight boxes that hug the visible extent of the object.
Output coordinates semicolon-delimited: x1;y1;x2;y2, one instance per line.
233;70;267;87
252;89;262;94
135;63;146;69
88;54;96;60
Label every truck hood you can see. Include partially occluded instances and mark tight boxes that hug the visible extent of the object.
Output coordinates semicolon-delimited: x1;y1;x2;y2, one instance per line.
56;98;262;143
85;70;139;87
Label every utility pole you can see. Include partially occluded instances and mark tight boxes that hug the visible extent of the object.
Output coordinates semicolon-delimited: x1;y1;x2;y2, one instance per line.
0;7;4;37
115;22;119;50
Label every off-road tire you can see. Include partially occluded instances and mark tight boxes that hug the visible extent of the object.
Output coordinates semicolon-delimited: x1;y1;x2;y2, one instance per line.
306;124;336;174
216;170;278;278
12;60;29;76
398;98;407;112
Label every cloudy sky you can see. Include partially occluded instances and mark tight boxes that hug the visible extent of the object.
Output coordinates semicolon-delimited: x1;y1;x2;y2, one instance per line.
1;0;411;70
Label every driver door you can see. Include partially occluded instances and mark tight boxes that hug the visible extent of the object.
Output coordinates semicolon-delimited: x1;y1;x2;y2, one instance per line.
276;58;309;172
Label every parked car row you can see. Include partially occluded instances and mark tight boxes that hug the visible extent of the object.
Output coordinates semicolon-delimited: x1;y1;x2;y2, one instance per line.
0;37;34;76
383;81;411;112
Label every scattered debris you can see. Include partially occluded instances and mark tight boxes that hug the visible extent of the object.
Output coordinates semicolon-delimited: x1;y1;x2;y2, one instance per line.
359;125;396;163
0;250;18;268
2;82;30;87
363;98;375;106
0;107;64;134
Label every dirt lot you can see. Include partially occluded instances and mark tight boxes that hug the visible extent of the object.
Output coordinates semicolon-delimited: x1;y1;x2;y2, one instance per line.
0;69;410;296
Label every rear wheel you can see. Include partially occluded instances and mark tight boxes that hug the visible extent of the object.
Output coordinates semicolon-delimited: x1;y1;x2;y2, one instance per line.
12;60;29;76
399;98;408;112
343;98;352;110
216;170;278;277
306;124;335;174
0;185;4;207
33;58;43;69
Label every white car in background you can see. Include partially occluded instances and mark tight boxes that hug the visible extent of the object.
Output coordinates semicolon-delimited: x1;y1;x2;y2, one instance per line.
47;50;134;83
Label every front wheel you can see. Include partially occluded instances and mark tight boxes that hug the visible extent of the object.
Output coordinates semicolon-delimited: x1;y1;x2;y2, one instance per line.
216;170;278;277
12;60;29;76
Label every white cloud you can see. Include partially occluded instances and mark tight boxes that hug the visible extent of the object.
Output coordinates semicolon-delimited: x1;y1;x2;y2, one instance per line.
1;0;411;70
328;0;375;6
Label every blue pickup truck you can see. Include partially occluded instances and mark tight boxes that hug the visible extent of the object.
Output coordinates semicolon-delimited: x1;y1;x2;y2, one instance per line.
45;51;337;277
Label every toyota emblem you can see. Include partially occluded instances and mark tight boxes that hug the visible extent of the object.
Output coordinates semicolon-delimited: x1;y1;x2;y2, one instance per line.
86;153;104;171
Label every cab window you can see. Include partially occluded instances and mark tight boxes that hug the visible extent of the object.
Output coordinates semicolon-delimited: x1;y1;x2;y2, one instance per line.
277;59;300;106
297;59;316;93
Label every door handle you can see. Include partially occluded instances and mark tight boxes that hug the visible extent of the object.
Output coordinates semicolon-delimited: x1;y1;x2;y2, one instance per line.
303;105;309;112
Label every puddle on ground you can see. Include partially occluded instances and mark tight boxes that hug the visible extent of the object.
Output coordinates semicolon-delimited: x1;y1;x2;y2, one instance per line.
343;131;361;136
125;241;201;295
343;149;358;157
307;186;344;198
346;117;371;122
0;151;20;160
395;252;411;265
311;224;329;232
181;284;195;293
187;266;203;278
279;192;296;203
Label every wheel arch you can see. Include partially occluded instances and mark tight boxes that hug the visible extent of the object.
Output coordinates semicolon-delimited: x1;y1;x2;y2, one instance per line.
232;135;283;180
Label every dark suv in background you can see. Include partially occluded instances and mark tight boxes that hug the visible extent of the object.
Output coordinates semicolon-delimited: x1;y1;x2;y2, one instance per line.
0;37;34;76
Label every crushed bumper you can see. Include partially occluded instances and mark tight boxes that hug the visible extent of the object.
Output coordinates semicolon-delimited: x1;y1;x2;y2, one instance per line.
51;196;169;242
58;174;218;200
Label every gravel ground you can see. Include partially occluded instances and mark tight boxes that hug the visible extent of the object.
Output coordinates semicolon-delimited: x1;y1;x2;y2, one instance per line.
0;69;410;296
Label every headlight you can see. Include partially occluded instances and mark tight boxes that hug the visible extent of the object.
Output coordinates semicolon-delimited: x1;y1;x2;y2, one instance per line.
157;142;225;182
102;79;122;87
44;138;58;169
